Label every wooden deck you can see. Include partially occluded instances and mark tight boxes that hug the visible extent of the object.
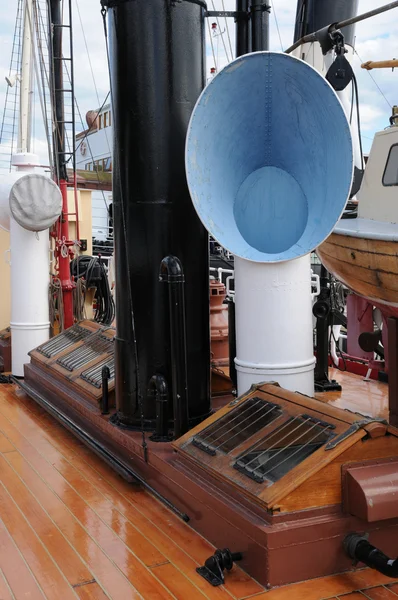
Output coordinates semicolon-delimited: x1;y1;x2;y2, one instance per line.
0;379;397;599
316;367;389;420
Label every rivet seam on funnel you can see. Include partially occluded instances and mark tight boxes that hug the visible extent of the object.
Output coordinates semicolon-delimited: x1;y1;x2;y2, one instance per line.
265;55;271;166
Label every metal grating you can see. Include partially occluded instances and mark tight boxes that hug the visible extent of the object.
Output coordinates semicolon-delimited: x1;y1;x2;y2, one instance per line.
56;333;113;372
36;325;92;358
234;415;336;484
192;397;283;456
80;356;115;388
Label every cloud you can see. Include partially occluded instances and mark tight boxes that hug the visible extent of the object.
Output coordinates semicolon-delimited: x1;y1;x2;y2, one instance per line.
1;0;398;159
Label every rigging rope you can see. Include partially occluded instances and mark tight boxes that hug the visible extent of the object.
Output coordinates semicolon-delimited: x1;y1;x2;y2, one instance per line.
354;48;392;110
49;277;65;334
221;0;233;59
211;0;231;63
74;0;112;157
0;0;24;172
207;17;218;71
269;0;284;51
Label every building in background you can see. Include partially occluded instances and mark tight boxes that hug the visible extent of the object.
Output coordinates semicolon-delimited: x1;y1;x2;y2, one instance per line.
75;103;113;249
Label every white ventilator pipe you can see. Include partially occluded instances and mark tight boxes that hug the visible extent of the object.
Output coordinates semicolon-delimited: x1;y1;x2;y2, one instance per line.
10;217;50;376
0;153;61;376
234;256;315;397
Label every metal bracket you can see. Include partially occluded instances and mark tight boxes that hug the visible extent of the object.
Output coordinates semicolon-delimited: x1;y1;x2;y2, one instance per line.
197;549;243;586
250;3;271;13
325;418;388;450
207;10;246;18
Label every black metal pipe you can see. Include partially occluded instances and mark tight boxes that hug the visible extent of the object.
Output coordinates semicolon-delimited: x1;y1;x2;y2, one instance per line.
344;534;398;578
251;2;270;52
101;366;110;415
236;0;249;57
160;256;189;439
290;0;375;54
227;297;237;390
49;0;66;179
108;0;210;429
313;267;341;393
148;374;170;442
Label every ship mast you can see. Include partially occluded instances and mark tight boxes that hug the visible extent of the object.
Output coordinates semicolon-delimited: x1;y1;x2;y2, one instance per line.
48;0;75;329
18;0;33;153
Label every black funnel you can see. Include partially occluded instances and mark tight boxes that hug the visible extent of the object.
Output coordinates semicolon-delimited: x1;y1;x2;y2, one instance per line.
107;0;210;430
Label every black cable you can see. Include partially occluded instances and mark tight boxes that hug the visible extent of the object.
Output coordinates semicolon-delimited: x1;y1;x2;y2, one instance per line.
352;73;365;172
70;255;115;325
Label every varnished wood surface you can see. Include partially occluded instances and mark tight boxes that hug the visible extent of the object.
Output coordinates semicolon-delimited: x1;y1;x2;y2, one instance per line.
0;383;263;600
317;234;398;309
316;368;389;421
0;382;397;599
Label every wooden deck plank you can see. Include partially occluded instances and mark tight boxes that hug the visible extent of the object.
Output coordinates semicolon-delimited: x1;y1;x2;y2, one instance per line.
251;571;398;600
387;584;398;595
74;582;110;600
0;449;139;600
0;519;45;600
0;569;14;600
0;426;170;600
315;368;389;421
361;587;398;599
0;432;14;454
337;594;366;599
0;481;78;600
0;387;261;600
150;562;211;600
4;381;397;600
0;453;92;588
22;433;241;600
71;445;263;600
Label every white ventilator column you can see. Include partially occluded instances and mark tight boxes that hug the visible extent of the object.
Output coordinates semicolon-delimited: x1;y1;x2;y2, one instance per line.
0;153;62;377
234;256;315;396
10;218;50;376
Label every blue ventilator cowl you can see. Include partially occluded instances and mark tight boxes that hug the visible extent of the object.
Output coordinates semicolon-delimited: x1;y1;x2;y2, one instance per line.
185;51;353;263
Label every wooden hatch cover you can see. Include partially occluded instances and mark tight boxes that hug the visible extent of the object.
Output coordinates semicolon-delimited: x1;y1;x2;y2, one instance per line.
28;320;116;408
173;382;391;511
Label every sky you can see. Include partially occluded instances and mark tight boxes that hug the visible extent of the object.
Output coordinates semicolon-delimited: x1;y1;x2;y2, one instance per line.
0;0;398;164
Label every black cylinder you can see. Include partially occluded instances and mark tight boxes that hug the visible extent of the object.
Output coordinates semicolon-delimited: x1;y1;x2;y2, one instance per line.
294;0;359;46
236;0;250;57
227;298;237;389
101;366;110;415
49;0;66;179
109;0;210;430
160;256;189;439
148;375;170;442
251;2;269;52
344;534;398;578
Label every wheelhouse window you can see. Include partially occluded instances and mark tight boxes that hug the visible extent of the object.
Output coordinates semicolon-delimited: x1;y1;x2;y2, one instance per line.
383;144;398;186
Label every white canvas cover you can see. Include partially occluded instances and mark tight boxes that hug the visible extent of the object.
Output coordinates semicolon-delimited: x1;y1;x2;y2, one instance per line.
9;174;62;232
